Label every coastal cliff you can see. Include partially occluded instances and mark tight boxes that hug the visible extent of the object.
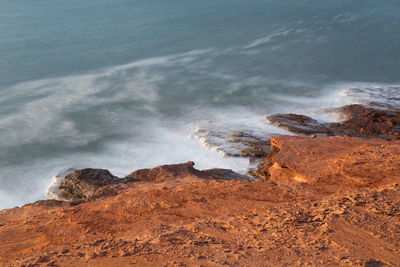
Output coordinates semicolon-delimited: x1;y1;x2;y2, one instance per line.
1;103;400;266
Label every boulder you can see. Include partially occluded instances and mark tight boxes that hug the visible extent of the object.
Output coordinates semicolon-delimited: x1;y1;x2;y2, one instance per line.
58;168;120;202
125;161;202;182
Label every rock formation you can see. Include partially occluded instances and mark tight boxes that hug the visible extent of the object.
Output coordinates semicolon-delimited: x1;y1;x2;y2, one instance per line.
125;161;250;182
1;101;400;265
1;135;400;265
191;129;272;160
57;168;121;202
268;103;400;140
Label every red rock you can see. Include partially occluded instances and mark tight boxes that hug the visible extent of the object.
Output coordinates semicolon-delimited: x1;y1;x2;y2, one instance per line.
258;135;400;188
1;138;400;265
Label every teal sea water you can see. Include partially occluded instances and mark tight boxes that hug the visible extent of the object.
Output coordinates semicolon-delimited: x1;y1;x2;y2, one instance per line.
1;0;400;209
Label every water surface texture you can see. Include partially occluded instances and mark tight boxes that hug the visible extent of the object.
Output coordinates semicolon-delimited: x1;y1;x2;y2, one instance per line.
1;0;400;208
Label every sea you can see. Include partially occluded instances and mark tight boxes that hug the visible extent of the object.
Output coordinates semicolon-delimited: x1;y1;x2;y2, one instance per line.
1;0;400;209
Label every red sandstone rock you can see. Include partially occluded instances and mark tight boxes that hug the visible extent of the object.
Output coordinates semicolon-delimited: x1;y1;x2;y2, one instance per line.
1;136;400;266
262;136;400;187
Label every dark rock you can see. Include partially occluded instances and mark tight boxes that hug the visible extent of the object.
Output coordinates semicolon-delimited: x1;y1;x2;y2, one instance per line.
267;104;400;140
191;129;271;159
58;169;120;202
248;141;282;181
201;168;252;180
267;113;335;136
327;104;400;140
226;131;271;158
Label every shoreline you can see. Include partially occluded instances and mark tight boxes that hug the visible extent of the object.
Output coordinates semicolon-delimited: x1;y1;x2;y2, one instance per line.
1;100;400;265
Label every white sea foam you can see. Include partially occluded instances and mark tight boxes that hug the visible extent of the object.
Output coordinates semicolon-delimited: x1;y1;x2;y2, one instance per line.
1;44;400;210
46;168;77;201
243;28;293;49
242;28;307;50
0;50;215;148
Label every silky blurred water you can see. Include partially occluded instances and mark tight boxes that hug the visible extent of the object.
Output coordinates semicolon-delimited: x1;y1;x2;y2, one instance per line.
1;0;400;208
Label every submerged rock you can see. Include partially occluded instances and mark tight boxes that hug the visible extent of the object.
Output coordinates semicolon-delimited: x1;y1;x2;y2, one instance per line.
57;168;121;202
191;128;272;159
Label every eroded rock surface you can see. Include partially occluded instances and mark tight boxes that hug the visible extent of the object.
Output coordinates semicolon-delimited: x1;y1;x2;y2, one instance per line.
267;104;400;140
58;168;121;202
125;161;250;182
192;129;272;160
48;163;250;203
256;135;400;186
1;137;400;266
327;104;400;140
1;155;400;266
267;113;335;136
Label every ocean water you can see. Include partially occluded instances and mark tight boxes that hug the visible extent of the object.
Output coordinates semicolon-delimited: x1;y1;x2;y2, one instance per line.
1;0;400;209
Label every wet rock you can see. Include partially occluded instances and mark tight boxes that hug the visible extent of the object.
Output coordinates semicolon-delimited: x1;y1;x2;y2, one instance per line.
58;169;121;202
47;168;77;201
191;129;271;159
267;113;335;136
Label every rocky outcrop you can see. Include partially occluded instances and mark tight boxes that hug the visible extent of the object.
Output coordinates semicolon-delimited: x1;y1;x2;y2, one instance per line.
267;103;400;140
267;113;335;136
49;163;250;202
125;161;203;182
327;104;400;140
125;161;250;182
256;135;400;187
57;168;121;202
1;139;400;266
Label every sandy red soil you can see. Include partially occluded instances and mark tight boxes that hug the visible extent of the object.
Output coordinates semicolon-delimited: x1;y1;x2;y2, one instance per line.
1;136;400;266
